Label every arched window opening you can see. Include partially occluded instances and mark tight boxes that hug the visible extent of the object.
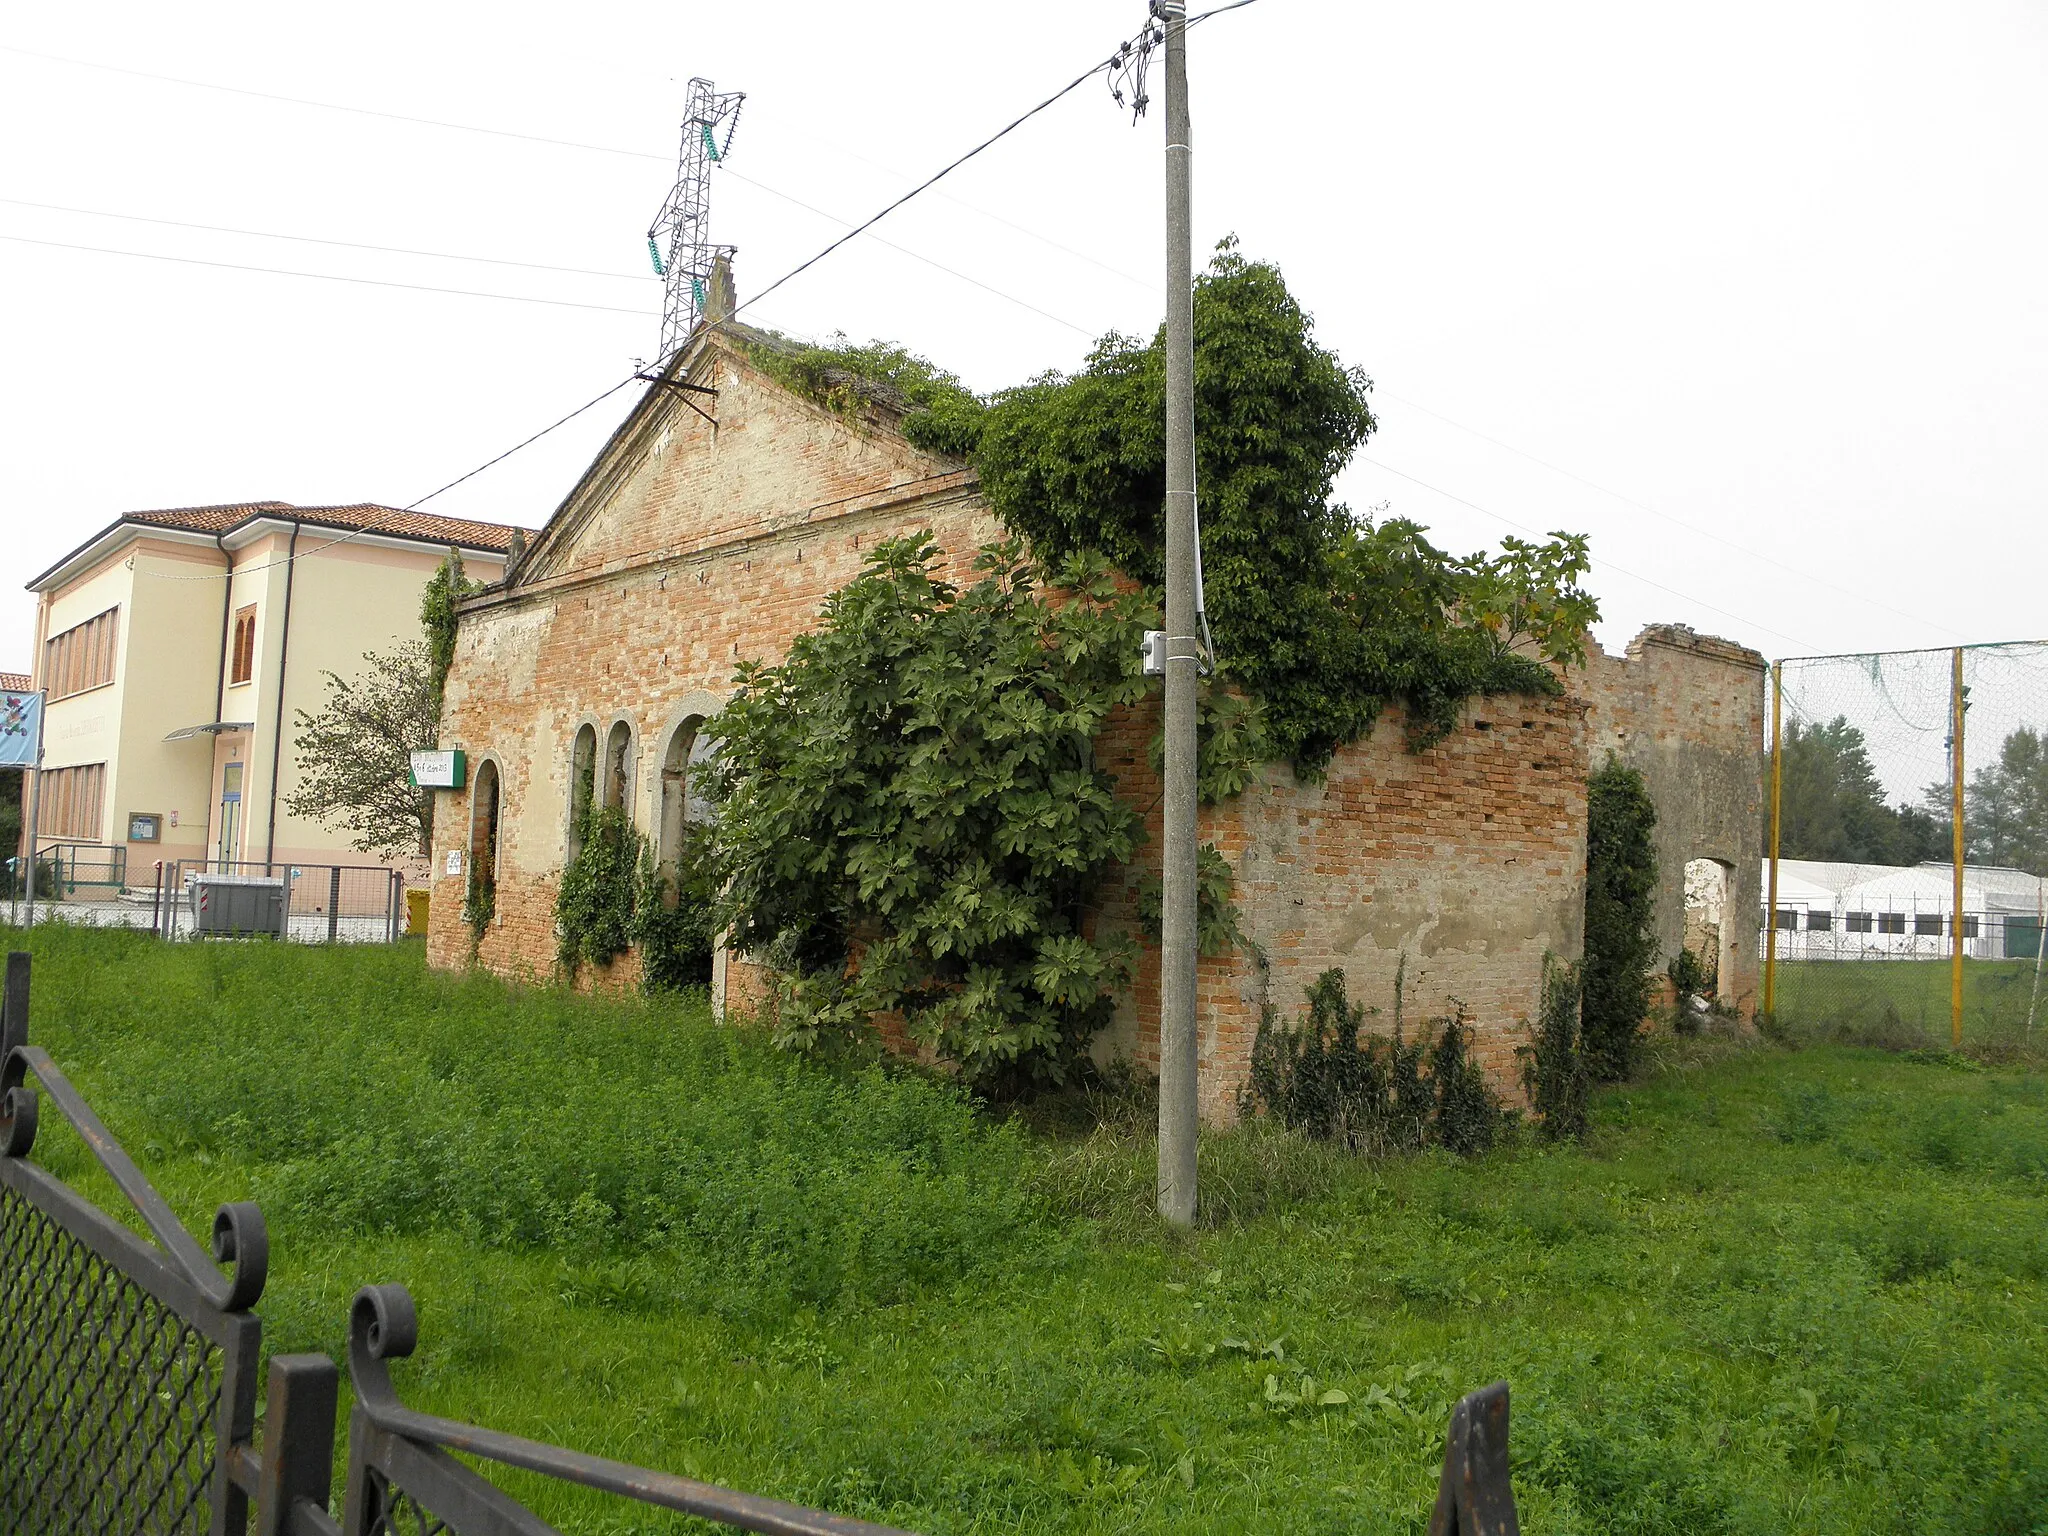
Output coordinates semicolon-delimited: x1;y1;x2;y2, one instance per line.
656;719;720;899
468;759;501;922
656;718;701;900
568;724;596;859
602;721;633;816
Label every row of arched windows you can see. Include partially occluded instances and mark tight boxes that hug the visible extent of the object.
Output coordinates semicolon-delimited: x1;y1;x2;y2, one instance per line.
464;714;716;930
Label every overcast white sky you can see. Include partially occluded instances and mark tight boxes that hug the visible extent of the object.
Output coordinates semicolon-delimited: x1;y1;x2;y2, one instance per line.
3;0;2044;678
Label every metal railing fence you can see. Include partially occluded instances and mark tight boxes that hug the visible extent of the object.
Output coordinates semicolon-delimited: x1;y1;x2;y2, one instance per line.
152;861;404;945
0;949;1521;1534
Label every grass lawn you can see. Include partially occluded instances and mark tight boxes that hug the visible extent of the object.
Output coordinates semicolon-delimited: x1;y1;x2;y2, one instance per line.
1772;955;2048;1052
9;925;2048;1534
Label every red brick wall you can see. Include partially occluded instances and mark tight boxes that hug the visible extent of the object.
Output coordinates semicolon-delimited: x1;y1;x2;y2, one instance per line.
427;336;1002;982
1086;693;1588;1118
429;331;1758;1116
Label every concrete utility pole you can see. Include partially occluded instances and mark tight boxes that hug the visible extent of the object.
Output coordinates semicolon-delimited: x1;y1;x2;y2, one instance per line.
1157;0;1200;1227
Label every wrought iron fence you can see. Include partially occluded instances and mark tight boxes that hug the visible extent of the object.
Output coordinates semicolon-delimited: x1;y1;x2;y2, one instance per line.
1;949;1522;1534
0;953;266;1536
152;861;405;945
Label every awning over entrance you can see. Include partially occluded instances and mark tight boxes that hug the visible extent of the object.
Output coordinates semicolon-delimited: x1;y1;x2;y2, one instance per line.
163;721;253;741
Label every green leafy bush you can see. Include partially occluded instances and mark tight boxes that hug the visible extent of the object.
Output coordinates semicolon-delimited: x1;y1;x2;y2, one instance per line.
779;244;1596;781
1520;956;1589;1141
1426;1006;1499;1156
705;534;1150;1094
1583;754;1659;1080
1240;968;1499;1156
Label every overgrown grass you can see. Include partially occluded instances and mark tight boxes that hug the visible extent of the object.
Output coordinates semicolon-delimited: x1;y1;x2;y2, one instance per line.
9;926;2048;1534
1771;956;2048;1057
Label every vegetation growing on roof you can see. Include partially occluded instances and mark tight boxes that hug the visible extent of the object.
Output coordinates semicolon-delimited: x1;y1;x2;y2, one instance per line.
741;334;984;454
758;244;1597;779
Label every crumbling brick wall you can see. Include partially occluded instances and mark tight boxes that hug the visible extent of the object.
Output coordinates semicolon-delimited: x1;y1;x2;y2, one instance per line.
428;331;1761;1115
1090;694;1587;1119
1580;626;1768;1012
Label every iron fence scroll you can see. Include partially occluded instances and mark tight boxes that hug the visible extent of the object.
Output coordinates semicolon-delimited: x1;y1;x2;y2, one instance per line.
0;953;269;1536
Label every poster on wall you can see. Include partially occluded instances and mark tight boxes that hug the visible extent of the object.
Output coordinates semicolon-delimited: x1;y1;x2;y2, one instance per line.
0;689;42;768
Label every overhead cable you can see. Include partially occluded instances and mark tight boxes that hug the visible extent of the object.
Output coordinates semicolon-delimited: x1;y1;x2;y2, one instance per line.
132;376;644;581
0;196;648;283
0;232;655;316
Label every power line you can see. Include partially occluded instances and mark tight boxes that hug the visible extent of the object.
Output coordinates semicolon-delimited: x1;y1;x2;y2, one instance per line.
718;168;1095;336
6;33;1948;639
133;375;644;581
0;196;648;283
1358;456;1823;653
0;43;670;163
0;232;655;316
6;35;1163;301
728;30;1149;326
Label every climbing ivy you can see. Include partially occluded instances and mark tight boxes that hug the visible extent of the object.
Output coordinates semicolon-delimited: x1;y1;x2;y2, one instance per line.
555;804;642;975
420;548;481;714
1519;955;1589;1141
1583;755;1660;1081
632;828;719;993
703;533;1152;1094
553;803;718;994
770;243;1596;779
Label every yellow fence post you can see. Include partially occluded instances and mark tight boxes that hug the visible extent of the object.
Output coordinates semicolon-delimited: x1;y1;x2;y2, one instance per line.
1765;660;1783;1022
1951;647;1966;1050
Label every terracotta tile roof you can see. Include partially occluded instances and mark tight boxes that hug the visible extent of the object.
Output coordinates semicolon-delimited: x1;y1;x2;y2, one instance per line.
122;501;529;552
0;673;29;693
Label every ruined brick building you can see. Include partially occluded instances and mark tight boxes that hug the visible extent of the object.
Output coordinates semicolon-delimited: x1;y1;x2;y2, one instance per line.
426;318;1764;1116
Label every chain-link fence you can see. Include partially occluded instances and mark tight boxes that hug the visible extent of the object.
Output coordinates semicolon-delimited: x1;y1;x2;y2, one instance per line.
1764;641;2048;1053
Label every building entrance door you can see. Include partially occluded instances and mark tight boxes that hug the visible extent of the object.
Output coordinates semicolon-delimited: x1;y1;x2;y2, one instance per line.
218;761;243;868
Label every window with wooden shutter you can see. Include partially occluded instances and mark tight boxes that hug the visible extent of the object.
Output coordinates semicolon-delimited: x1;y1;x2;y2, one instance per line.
39;763;106;840
41;608;119;700
230;606;257;685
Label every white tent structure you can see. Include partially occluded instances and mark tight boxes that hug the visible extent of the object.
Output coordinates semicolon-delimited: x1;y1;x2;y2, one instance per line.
1764;858;2047;961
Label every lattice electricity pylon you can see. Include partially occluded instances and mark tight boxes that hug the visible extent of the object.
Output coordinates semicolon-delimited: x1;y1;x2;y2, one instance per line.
646;77;745;363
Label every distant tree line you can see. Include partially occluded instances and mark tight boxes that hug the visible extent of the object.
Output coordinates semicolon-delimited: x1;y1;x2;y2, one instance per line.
1767;715;2048;875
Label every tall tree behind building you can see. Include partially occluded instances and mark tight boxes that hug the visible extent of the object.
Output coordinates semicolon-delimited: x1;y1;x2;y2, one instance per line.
1949;726;2048;874
1767;716;1946;864
286;642;438;857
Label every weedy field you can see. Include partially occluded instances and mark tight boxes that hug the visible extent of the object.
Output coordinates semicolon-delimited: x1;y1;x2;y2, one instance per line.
1771;955;2048;1052
9;925;2048;1534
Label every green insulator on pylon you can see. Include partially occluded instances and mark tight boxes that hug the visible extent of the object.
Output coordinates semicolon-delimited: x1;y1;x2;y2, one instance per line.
702;122;721;161
692;275;706;308
647;238;665;275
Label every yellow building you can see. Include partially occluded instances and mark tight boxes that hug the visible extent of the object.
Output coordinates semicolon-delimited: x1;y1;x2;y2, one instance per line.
25;501;526;888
